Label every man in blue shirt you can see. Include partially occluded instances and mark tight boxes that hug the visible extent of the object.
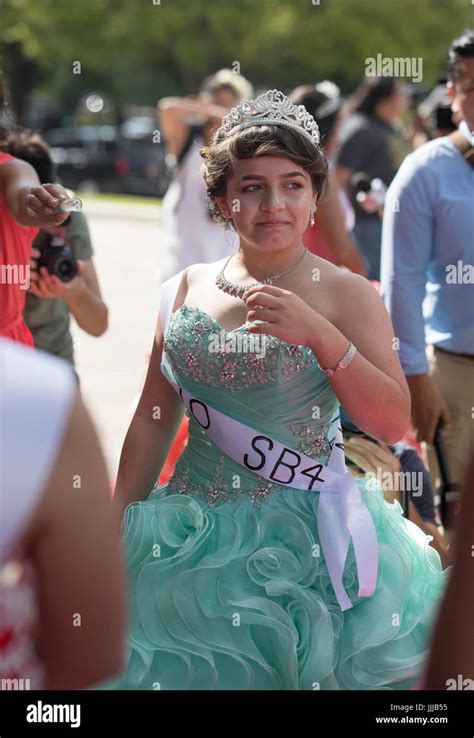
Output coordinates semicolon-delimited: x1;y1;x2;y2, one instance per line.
381;30;474;503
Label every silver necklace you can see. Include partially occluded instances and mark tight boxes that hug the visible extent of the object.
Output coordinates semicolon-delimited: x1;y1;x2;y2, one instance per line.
216;247;308;299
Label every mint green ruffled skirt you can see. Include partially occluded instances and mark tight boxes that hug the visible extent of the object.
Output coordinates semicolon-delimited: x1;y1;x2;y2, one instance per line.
104;480;448;690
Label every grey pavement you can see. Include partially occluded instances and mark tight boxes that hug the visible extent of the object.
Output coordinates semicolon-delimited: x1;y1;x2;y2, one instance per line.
71;199;164;482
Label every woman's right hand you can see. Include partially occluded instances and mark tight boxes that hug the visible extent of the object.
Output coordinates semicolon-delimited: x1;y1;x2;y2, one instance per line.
406;374;452;445
345;434;400;477
22;183;71;226
344;436;402;505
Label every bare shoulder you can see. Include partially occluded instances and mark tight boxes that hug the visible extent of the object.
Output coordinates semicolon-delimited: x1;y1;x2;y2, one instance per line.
300;254;371;323
332;268;379;296
330;269;383;322
185;258;228;289
327;269;398;357
301;254;387;334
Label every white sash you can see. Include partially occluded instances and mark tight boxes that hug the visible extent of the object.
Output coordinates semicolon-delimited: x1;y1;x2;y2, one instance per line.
158;272;379;611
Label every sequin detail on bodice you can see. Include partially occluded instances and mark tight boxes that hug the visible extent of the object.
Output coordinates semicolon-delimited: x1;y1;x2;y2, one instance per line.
163;304;317;391
160;304;340;507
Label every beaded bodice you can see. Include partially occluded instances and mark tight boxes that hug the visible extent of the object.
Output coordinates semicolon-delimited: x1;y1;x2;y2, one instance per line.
159;304;341;506
163;304;318;391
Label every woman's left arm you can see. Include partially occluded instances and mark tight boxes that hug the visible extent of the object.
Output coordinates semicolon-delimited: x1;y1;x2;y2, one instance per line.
244;274;410;444
308;272;410;443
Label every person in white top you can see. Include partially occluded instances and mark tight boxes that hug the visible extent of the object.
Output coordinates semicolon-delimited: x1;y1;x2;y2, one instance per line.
156;69;254;284
0;338;127;689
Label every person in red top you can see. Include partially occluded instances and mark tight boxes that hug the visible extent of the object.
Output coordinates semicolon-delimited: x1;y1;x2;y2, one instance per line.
0;150;70;346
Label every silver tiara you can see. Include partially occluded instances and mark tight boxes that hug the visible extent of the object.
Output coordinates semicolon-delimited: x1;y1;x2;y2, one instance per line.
216;88;320;146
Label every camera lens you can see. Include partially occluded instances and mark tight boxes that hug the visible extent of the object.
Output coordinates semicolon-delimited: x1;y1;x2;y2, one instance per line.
56;258;76;282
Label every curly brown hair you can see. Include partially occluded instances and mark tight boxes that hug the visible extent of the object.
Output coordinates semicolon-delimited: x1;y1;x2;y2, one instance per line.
200;124;328;226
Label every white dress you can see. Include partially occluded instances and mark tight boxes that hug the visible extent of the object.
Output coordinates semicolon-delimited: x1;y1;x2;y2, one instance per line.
0;339;75;687
0;339;76;564
158;132;238;285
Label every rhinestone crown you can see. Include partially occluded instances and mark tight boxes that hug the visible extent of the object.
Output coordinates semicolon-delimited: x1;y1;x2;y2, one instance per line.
216;89;320;147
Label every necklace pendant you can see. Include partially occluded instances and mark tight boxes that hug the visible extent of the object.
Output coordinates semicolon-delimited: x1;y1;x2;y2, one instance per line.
215;247;307;300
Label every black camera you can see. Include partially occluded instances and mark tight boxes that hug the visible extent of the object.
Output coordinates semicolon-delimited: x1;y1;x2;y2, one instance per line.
33;228;78;283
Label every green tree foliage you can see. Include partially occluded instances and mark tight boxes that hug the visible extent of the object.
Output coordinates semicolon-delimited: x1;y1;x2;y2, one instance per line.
1;0;472;118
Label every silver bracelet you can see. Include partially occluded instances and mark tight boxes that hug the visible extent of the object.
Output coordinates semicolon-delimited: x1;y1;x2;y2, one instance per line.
317;341;357;378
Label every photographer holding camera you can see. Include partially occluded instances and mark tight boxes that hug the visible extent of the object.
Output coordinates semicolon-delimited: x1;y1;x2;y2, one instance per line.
156;69;253;284
7;130;108;371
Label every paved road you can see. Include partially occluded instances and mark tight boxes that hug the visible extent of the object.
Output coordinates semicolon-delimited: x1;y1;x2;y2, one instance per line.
71;200;164;482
